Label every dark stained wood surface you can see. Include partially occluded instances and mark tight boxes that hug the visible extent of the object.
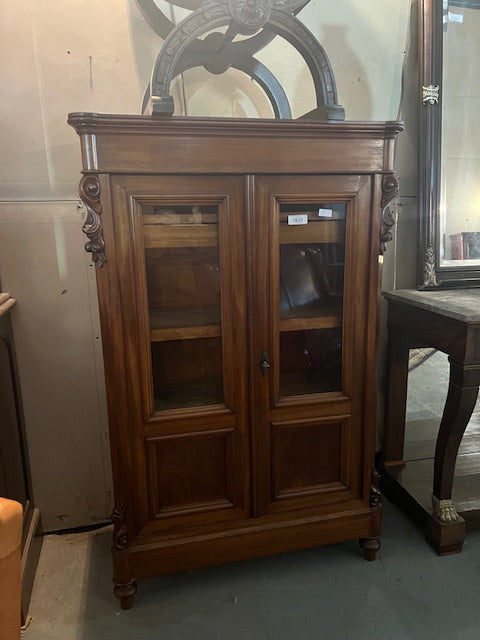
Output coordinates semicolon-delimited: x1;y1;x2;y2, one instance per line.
69;113;403;607
67;114;403;175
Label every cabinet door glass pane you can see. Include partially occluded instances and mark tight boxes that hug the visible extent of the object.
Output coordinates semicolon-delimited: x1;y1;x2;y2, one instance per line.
278;203;345;397
143;205;224;411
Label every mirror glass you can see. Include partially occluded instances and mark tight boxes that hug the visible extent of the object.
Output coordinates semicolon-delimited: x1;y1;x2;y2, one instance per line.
418;0;480;288
440;1;480;265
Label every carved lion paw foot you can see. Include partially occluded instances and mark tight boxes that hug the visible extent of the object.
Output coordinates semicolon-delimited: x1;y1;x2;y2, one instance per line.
432;496;459;523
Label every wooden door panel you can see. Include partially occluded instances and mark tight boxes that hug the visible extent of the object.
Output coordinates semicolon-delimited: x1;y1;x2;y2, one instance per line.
146;431;234;517
109;175;250;536
272;418;346;496
251;175;374;516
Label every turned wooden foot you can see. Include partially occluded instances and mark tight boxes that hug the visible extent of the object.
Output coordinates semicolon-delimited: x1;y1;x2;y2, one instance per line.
113;580;137;609
359;536;381;561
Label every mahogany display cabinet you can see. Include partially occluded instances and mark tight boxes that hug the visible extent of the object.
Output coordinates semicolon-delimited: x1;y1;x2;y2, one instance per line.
68;113;403;608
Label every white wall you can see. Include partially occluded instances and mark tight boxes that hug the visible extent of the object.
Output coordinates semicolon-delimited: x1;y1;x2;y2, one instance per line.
0;0;410;530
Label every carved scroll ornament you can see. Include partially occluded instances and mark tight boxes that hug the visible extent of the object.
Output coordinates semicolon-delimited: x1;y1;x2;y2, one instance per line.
379;173;399;255
111;502;128;551
370;467;382;508
79;174;106;267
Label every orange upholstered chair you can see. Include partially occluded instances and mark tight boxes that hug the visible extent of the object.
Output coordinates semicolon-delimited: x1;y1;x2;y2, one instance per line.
0;498;22;640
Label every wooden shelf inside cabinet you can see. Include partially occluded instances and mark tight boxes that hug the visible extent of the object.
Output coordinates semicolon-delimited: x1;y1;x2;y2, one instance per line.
143;224;218;249
280;372;340;397
154;377;224;411
150;308;221;342
279;299;342;332
279;220;343;244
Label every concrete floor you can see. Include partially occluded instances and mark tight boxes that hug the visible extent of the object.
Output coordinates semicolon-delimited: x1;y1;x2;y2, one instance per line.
406;350;450;420
24;352;480;640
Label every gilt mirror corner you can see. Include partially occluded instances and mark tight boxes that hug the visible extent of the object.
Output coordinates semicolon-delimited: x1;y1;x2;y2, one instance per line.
418;0;480;289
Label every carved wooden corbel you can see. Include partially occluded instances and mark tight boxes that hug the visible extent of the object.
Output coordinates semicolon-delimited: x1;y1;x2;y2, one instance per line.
379;173;399;255
370;467;382;508
79;174;106;267
111;501;128;551
111;501;137;608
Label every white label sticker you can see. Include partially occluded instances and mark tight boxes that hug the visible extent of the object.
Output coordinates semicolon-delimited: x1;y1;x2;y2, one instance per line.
449;12;463;23
318;208;333;218
288;214;308;225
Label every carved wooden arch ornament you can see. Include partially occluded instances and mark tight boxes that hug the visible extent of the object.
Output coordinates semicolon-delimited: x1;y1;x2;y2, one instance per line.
147;0;344;120
138;0;306;118
142;49;293;118
137;0;288;64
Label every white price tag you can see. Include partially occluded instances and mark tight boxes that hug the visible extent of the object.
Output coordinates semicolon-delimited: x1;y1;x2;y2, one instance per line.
318;208;333;218
287;214;308;225
449;12;463;23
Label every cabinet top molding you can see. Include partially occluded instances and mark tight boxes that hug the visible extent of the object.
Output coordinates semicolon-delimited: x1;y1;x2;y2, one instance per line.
68;114;404;176
68;113;403;139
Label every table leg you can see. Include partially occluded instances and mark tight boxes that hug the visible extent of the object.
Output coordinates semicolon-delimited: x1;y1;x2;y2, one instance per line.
383;331;410;466
432;358;480;522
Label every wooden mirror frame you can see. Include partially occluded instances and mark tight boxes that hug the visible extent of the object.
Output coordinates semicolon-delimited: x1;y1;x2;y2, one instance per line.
418;0;480;289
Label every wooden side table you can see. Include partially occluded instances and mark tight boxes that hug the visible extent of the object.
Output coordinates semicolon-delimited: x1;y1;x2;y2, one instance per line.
380;289;480;555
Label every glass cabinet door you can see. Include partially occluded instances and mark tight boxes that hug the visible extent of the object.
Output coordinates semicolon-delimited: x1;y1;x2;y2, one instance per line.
278;202;345;398
142;204;225;412
250;174;369;518
112;175;250;529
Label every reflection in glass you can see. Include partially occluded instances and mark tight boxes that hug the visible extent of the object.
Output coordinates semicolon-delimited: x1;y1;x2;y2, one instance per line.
146;247;221;337
278;203;345;397
143;204;224;411
280;328;342;396
441;2;480;263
